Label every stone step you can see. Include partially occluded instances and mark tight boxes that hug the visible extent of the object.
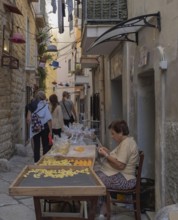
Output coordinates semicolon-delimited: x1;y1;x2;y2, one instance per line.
146;211;156;220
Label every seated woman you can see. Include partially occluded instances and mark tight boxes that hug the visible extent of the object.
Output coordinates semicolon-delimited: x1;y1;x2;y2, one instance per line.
95;120;139;190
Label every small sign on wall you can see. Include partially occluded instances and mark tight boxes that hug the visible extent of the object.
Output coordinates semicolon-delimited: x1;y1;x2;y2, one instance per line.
110;50;123;79
1;55;19;69
138;46;149;67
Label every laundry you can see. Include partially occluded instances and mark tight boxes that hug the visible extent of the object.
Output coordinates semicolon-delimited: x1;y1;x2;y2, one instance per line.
51;0;57;13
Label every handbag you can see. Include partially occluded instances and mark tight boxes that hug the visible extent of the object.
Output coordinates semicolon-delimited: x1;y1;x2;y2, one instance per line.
31;104;46;132
70;115;75;123
63;101;75;123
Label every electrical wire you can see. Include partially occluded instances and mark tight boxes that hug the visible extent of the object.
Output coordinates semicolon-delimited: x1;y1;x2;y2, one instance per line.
12;24;81;44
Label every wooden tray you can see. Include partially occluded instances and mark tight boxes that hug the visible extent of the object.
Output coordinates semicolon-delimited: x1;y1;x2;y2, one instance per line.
37;156;95;168
9;165;106;197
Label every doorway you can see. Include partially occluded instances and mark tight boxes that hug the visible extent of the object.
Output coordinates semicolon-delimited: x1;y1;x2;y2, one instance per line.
25;86;32;143
137;70;155;179
111;77;123;120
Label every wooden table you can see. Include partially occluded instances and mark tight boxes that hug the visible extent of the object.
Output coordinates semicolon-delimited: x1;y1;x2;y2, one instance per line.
9;165;106;220
33;196;98;220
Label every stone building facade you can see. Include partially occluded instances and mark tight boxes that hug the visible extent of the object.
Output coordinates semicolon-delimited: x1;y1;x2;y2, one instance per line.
0;0;40;159
126;0;178;208
81;0;178;212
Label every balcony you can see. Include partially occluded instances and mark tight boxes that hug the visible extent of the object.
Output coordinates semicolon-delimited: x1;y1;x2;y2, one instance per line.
81;55;99;68
32;0;46;28
75;75;90;85
81;0;127;55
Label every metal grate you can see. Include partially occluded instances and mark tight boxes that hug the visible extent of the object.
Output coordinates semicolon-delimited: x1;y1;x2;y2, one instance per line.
83;0;127;23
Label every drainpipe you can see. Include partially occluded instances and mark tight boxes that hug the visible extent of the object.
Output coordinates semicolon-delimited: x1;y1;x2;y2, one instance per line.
98;56;105;143
21;68;26;146
161;72;166;207
123;42;130;125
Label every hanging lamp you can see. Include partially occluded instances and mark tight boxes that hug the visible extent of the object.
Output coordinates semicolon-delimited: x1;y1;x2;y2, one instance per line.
3;3;23;15
39;62;46;68
46;45;58;52
9;33;26;43
52;81;57;85
49;60;61;69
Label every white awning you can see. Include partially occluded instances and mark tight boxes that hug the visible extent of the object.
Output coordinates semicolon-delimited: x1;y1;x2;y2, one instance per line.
88;12;161;51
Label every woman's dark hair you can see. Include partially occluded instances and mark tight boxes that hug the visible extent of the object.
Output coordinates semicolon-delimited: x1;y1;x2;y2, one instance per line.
108;120;129;135
49;94;59;113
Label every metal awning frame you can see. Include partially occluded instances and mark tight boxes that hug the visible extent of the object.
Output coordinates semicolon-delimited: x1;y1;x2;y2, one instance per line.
88;12;161;51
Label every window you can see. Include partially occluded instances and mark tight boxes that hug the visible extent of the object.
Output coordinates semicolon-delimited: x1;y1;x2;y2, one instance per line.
68;59;71;72
2;25;10;54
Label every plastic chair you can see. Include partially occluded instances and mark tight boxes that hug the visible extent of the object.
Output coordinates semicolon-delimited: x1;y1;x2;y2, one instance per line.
106;151;144;220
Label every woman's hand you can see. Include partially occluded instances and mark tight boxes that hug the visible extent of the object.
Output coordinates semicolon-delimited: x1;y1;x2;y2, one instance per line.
98;146;110;157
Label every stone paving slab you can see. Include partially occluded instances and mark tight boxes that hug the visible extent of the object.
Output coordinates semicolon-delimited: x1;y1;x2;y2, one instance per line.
0;180;9;194
20;197;35;210
0;193;18;206
0;204;36;220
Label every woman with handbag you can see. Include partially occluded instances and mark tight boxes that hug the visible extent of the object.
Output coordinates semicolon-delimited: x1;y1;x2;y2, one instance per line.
59;91;77;127
27;90;52;163
49;94;64;137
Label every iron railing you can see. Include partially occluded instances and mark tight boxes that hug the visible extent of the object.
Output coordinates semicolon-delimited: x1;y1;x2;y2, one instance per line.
82;0;127;25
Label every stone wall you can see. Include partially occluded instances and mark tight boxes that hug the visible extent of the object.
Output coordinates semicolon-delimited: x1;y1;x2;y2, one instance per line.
125;0;178;210
0;0;37;159
165;122;178;204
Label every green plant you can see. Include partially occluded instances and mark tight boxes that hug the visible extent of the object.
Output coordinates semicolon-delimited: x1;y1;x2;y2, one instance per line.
36;30;54;91
38;67;47;91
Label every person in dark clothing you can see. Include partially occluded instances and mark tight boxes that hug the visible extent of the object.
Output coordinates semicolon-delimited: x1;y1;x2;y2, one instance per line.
59;91;77;127
25;99;39;118
26;91;52;163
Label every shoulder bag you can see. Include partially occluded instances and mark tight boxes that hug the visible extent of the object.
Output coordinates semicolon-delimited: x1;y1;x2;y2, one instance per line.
63;101;74;123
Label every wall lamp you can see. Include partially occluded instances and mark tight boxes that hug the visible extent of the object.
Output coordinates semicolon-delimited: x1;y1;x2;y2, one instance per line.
157;46;168;70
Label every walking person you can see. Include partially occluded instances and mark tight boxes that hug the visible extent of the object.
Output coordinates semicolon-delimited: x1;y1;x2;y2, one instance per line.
27;90;52;163
59;91;77;127
25;89;39;152
49;94;64;138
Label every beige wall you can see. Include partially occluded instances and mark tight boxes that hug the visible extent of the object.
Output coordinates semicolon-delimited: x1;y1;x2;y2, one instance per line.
124;0;178;209
93;0;178;211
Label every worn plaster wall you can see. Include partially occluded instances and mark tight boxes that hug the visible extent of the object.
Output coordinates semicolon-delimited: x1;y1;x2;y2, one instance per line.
127;0;178;209
165;122;178;204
